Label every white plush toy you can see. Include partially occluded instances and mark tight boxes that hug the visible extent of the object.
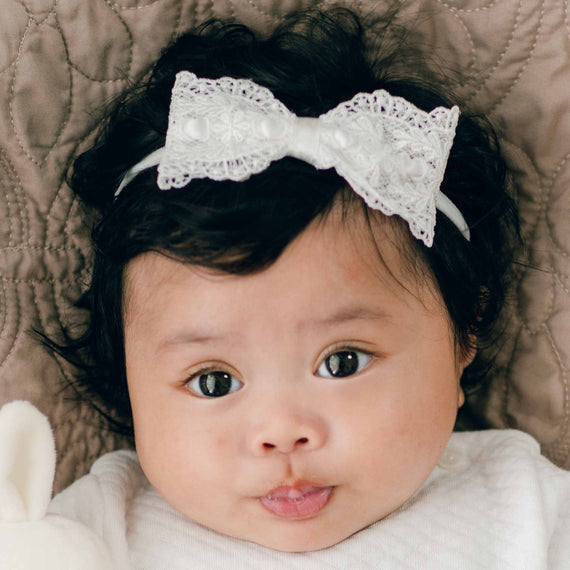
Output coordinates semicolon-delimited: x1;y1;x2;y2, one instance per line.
0;401;113;569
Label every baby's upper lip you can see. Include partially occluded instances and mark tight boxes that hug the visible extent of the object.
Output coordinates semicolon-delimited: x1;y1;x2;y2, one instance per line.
261;480;331;498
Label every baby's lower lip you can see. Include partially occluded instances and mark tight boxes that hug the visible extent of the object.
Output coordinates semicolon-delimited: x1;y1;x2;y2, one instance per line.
259;486;334;519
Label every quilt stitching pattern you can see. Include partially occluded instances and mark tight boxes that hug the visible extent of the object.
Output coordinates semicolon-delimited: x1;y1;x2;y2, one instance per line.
466;0;525;105
488;1;545;115
436;0;499;12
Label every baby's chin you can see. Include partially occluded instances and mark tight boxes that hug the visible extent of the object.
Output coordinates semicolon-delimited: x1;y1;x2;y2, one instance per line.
237;528;355;553
216;504;394;553
235;518;383;553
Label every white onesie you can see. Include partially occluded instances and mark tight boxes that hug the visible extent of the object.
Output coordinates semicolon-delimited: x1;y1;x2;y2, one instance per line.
49;429;570;569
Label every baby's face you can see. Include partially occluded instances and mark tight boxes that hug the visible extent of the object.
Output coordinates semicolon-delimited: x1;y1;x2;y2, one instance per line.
123;213;469;552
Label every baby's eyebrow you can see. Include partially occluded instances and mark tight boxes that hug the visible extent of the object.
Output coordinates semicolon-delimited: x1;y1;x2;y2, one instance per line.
156;306;393;351
297;305;394;331
156;330;229;351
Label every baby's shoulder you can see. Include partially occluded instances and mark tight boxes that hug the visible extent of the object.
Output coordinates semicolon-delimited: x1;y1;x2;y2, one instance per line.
89;449;144;489
447;428;541;463
48;449;144;569
436;429;569;503
442;428;565;476
50;449;145;514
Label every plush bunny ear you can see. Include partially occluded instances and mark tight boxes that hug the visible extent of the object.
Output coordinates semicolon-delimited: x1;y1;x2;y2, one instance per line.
0;401;56;522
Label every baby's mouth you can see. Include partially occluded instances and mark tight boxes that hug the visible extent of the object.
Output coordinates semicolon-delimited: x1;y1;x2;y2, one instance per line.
259;485;334;519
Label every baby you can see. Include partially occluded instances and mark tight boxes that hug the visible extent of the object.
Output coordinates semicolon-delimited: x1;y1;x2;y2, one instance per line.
46;6;570;568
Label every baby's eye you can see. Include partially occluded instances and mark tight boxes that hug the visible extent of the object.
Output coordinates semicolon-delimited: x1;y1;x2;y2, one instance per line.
186;370;243;398
316;349;372;379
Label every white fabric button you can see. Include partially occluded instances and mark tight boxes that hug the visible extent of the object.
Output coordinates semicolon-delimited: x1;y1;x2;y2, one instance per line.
438;446;467;471
183;117;209;141
407;158;427;178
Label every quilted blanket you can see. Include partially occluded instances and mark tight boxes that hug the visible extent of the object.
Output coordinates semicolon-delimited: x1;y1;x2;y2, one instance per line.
1;0;569;493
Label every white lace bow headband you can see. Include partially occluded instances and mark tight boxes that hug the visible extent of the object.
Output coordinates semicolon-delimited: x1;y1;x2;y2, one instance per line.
116;71;470;247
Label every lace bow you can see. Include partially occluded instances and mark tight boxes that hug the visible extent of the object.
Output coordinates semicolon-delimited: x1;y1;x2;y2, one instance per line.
117;71;465;246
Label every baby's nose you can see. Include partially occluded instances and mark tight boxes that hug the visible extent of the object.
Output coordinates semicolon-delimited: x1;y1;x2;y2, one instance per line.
248;411;328;456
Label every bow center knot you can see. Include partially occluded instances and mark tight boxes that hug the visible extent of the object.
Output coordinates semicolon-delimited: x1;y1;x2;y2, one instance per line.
287;117;321;163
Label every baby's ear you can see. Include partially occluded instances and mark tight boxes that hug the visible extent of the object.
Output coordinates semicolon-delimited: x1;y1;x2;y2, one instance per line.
462;343;477;369
0;400;55;522
456;340;476;408
456;330;477;370
458;387;466;408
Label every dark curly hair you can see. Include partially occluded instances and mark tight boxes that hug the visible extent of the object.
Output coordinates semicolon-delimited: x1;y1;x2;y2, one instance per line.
43;6;520;437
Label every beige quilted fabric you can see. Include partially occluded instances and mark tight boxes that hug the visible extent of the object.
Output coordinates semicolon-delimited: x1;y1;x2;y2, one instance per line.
0;0;569;494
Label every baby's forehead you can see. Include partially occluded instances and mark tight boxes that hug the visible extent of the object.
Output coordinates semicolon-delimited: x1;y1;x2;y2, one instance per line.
122;208;442;331
315;203;439;295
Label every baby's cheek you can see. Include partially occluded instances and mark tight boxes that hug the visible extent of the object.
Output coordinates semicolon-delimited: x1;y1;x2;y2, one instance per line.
348;392;451;477
214;433;232;450
183;432;233;475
